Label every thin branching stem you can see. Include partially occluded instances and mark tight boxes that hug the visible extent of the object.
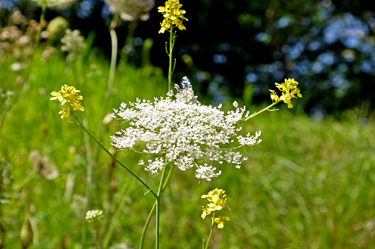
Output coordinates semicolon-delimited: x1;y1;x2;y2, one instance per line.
244;101;279;121
0;4;46;132
70;111;157;197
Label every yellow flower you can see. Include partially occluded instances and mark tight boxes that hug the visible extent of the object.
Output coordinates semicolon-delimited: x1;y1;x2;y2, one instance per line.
214;216;230;229
158;0;188;33
269;90;279;102
72;101;84;111
270;78;302;108
159;19;171;34
201;206;211;219
51;84;84;118
201;188;231;212
59;106;70;119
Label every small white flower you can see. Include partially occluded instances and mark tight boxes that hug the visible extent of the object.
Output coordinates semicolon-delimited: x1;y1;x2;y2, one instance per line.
60;29;86;62
195;164;221;181
85;210;104;222
145;158;165;174
10;63;22;71
233;101;238;108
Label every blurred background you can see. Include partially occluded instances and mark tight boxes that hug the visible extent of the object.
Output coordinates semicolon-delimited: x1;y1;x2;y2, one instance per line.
2;0;375;117
1;0;375;248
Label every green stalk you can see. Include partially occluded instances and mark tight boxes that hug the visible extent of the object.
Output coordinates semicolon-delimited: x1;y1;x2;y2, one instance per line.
167;25;174;92
140;202;156;249
93;16;119;163
70;111;157;198
155;164;168;249
244;101;279;121
204;213;216;249
0;4;46;132
95;223;98;249
139;165;175;249
81;118;93;247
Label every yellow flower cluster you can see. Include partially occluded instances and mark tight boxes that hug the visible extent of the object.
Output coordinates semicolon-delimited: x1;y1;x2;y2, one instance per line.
201;188;230;228
158;0;188;34
50;84;84;119
270;78;302;108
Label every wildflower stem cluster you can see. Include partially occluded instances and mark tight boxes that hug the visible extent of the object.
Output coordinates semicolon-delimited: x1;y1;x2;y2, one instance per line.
48;0;303;248
158;0;187;91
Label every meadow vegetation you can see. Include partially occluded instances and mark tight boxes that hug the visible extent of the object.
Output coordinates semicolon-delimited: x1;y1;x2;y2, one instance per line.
1;47;375;248
1;0;375;248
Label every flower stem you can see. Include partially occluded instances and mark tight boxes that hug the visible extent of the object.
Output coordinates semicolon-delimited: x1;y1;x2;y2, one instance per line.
244;101;279;121
204;213;216;249
70;111;157;198
95;223;98;249
81;118;93;248
139;164;175;249
93;15;118;162
140;202;156;249
168;25;174;92
155;164;168;249
0;4;46;132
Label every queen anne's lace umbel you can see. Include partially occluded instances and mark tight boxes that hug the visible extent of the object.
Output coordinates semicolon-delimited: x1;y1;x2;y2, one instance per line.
111;77;261;181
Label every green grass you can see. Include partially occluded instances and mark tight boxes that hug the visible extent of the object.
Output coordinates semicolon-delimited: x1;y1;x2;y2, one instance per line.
1;49;375;249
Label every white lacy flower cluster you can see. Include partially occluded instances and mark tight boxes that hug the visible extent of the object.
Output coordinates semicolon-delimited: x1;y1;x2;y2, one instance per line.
105;0;155;21
111;77;262;181
60;29;86;62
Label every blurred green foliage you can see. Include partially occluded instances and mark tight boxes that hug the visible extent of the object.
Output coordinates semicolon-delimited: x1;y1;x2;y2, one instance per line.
2;0;375;116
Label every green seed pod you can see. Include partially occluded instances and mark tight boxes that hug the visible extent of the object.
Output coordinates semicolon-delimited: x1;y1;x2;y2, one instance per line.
20;215;33;249
46;16;69;42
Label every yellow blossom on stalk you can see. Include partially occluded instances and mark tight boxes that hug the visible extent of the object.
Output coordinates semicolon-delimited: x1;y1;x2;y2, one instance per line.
270;78;302;108
158;0;188;34
201;188;230;212
269;90;280;102
201;188;231;219
201;206;211;219
214;216;230;229
59;106;70;119
50;84;84;119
